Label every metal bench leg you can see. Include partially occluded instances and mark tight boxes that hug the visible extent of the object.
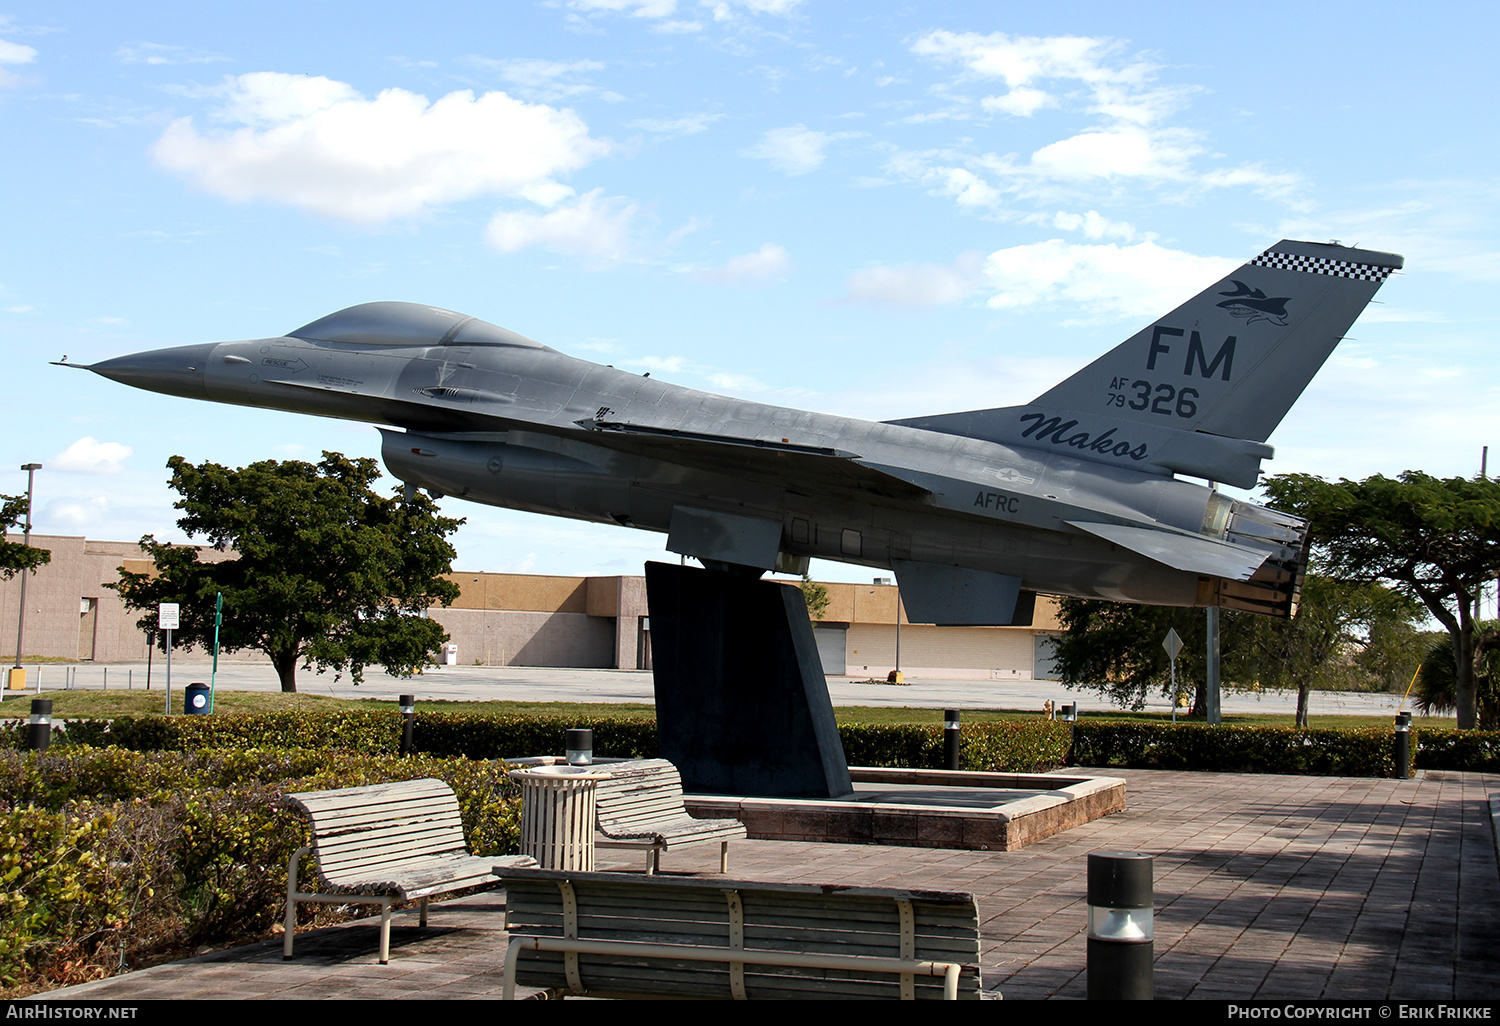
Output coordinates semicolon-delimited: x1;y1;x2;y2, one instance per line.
284;845;310;960
720;841;729;874
419;897;429;928
379;898;393;964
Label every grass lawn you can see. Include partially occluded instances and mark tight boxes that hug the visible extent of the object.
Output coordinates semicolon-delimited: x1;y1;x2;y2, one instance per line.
4;689;1456;729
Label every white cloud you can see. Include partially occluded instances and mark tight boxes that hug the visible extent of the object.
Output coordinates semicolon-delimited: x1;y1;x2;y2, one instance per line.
703;0;801;18
980;87;1053;117
982;240;1237;320
558;0;797;24
53;437;133;475
706;372;769;391
632;112;724;135
562;0;681;16
152;72;612;224
473;57;609;102
694;243;789;284
899;29;1304;214
1049;210;1137;241
0;35;36;87
743;125;858;176
117;42;227;65
485;188;641;261
1027;126;1199;181
841;252;984;309
912;30;1174;124
0;37;36;65
45;497;113;530
621;354;689;374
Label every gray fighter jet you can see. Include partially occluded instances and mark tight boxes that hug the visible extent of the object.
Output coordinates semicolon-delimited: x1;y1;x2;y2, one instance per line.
76;239;1401;626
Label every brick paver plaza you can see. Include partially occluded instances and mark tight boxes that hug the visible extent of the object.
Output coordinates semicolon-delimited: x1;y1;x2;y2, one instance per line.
35;765;1500;1002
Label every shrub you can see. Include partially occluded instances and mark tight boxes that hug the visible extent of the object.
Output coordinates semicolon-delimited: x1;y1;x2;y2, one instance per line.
0;747;524;996
838;721;1071;773
1413;728;1500;772
1071;721;1408;777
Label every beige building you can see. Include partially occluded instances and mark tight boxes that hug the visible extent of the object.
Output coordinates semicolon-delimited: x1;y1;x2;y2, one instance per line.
0;534;1062;680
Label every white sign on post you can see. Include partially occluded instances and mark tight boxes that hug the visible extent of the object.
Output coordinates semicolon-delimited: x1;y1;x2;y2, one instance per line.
1163;628;1184;723
158;603;179;714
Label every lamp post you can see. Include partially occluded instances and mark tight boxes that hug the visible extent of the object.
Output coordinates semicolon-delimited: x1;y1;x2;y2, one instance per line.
8;463;41;696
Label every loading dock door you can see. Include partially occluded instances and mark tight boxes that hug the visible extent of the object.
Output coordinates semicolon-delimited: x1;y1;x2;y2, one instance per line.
813;623;847;676
1034;633;1061;680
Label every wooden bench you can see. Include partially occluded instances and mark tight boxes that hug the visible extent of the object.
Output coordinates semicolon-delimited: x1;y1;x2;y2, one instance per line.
497;867;984;1000
284;777;537;963
590;759;748;874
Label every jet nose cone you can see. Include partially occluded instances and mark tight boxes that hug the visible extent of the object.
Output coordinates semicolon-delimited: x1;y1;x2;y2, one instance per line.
89;343;217;401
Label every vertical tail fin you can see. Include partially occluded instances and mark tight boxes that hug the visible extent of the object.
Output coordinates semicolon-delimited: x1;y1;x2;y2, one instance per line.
888;239;1402;487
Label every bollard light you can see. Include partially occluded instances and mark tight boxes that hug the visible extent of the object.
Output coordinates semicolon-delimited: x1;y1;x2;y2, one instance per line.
1393;710;1413;780
565;727;594;766
1086;851;1154;1000
943;708;961;771
1059;703;1077;723
27;698;52;753
398;694;416;756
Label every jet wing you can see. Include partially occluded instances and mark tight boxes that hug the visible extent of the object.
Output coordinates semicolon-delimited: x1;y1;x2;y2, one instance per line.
584;419;932;503
1067;521;1271;581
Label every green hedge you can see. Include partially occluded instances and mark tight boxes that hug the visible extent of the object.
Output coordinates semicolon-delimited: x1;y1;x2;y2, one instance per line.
28;711;1500;777
838;721;1071;773
1071;721;1412;777
0;746;524;996
1413;728;1500;772
43;713;1072;773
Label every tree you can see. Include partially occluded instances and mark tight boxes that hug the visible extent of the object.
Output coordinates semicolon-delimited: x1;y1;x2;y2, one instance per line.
0;494;50;579
1052;576;1421;723
799;574;830;621
1236;576;1421;727
1413;628;1500;729
1051;599;1229;713
111;453;463;692
1262;471;1500;730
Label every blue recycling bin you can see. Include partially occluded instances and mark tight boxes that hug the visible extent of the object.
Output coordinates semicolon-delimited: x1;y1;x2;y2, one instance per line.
185;682;211;715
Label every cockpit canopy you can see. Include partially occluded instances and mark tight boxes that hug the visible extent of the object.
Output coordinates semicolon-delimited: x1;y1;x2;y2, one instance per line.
288;302;548;349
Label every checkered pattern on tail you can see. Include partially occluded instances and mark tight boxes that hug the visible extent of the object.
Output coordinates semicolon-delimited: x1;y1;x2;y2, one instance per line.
1251;249;1396;281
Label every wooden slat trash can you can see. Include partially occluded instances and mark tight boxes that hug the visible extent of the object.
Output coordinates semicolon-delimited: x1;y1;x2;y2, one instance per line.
510;766;602;871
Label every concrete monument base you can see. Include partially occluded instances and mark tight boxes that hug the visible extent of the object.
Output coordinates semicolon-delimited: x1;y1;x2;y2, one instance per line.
686;768;1127;851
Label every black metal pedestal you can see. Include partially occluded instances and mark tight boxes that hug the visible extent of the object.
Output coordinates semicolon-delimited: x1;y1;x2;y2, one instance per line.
644;561;853;798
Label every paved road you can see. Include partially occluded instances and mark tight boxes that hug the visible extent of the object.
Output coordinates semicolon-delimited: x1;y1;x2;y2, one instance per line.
19;660;1414;718
35;767;1500;1002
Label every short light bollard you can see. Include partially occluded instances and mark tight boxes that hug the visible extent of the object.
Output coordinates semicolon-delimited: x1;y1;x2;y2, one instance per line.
944;708;961;770
1059;703;1078;766
27;698;52;752
1086;850;1153;1000
509;766;601;871
566;727;593;766
399;694;416;756
1394;711;1413;779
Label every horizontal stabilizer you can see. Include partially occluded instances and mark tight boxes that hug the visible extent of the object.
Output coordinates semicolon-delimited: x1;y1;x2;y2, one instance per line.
1067;521;1270;581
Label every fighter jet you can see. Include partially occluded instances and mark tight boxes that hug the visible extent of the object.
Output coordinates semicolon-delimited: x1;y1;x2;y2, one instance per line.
75;239;1401;626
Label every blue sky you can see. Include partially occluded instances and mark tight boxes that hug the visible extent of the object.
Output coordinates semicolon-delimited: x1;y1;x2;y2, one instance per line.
2;1;1496;581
